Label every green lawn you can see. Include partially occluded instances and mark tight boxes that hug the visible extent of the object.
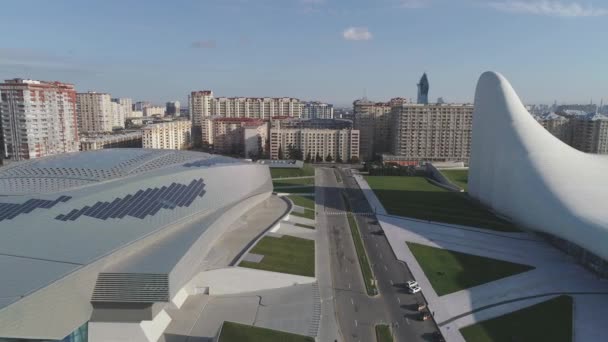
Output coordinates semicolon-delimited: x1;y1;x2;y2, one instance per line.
270;164;315;178
407;242;534;296
343;193;377;296
288;195;315;209
364;176;519;232
219;321;314;342
291;209;315;220
273;177;315;187
278;186;315;194
460;295;573;342
294;223;315;229
441;169;469;191
240;235;315;277
375;324;393;342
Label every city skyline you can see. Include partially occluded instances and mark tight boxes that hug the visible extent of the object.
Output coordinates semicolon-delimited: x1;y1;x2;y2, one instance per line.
0;0;606;106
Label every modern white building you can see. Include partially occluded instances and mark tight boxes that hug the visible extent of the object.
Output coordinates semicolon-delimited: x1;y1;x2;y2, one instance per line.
142;120;192;150
0;149;273;341
469;71;608;277
77;92;115;133
0;78;80;160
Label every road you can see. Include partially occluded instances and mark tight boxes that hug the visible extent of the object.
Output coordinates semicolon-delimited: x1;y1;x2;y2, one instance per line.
316;167;439;341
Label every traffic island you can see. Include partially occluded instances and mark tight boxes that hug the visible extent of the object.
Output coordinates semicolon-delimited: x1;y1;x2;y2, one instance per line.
375;324;393;342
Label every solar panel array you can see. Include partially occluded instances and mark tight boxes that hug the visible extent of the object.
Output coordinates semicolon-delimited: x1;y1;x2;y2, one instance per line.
183;156;242;168
55;179;206;221
0;196;71;222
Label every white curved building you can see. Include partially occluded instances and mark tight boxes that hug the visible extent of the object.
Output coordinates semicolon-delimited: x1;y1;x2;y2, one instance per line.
0;149;274;341
469;72;608;275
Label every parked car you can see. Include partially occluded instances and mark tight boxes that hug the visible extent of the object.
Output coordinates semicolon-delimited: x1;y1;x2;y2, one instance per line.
432;332;446;342
406;280;418;289
408;284;421;294
416;302;427;312
419;311;431;321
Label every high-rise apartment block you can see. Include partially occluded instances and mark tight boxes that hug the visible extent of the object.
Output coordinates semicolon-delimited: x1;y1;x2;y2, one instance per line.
110;101;126;129
537;112;608;154
353;98;407;161
201;117;268;157
80;131;143;151
166;101;180;116
142;120;192;150
77;92;115;133
390;103;474;163
269;119;359;161
143;105;165;117
0;79;80;160
302;101;334;119
112;98;133;117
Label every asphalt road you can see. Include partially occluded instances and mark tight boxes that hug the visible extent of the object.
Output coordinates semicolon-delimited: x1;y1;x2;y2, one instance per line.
316;167;439;342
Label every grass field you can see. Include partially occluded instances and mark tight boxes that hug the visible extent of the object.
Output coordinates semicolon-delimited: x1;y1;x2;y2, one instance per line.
219;321;315;342
240;235;315;277
292;209;315;220
441;169;469;191
273;177;315;187
294;223;315;229
460;295;573;342
270;164;315;179
407;242;534;296
278;186;315;194
364;176;519;232
288;195;315;209
375;324;393;342
343;193;377;296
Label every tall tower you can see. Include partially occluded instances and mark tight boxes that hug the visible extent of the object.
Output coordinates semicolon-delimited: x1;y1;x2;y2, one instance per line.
417;73;429;105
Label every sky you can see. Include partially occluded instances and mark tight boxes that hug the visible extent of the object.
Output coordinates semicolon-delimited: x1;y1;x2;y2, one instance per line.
0;0;606;107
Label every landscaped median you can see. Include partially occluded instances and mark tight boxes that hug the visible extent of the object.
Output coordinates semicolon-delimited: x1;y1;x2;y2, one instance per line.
406;242;534;296
375;324;393;342
288;195;315;220
270;163;315;178
219;321;314;342
239;235;315;277
460;295;572;342
343;193;378;296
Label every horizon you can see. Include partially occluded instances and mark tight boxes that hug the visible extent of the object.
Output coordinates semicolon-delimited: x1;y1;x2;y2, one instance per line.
1;0;606;107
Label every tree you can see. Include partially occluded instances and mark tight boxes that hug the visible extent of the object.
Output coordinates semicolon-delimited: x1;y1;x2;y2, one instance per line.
336;153;343;163
350;156;360;164
305;152;312;163
315;152;323;162
325;153;333;162
277;146;283;160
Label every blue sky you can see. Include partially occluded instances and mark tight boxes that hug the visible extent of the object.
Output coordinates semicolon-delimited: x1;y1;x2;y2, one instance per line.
0;0;606;107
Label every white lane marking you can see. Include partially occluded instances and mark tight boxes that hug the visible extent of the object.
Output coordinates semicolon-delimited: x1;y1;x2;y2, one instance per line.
390;280;393;285
351;298;354;305
348;283;351;289
384;265;388;271
375;243;378;247
406;318;410;325
397;297;401;304
355;320;358;327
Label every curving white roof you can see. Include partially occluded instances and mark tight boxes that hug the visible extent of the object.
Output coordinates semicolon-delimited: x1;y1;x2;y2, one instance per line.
469;72;608;261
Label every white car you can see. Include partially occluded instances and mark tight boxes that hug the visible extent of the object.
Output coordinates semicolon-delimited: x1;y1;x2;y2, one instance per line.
406;280;418;289
408;285;422;294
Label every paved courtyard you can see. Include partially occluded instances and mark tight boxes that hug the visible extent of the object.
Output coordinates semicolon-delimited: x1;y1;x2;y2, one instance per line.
355;174;608;342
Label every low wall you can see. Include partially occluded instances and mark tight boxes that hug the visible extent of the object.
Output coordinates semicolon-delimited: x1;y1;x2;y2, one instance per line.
425;163;463;192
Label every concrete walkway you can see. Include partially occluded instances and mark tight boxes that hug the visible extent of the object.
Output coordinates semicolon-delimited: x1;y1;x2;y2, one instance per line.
355;175;608;342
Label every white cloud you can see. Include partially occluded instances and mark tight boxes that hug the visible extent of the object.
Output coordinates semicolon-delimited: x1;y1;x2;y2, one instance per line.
400;0;430;8
488;1;608;17
342;27;372;41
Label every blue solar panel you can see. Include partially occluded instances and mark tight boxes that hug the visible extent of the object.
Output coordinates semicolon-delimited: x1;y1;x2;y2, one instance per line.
54;179;206;221
183;157;241;168
0;196;72;222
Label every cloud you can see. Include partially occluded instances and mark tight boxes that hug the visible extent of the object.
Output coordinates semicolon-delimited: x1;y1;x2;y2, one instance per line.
400;0;430;8
488;1;608;17
191;40;217;49
342;27;372;41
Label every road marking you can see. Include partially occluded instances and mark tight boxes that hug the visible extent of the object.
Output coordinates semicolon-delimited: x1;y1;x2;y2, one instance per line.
405;318;410;325
348;283;351;289
355;320;358;327
390;280;393;285
397;297;401;304
375;243;378;247
351;298;354;305
384;265;388;271
379;253;383;259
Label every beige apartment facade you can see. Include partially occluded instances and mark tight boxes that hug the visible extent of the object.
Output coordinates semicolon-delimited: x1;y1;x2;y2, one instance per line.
353;98;407;161
201;117;268;157
77;92;115;133
142;120;192;150
390;103;474;163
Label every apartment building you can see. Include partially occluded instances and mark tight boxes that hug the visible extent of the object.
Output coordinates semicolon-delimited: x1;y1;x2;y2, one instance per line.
536;113;571;143
143;105;165;117
110;101;126;129
302;101;334;119
390;103;474;163
269;119;359;161
166;101;180;116
80;131;143;151
0;78;80;160
570;114;608;154
201;117;268;157
142;120;192;150
112;98;133;117
353;98;407;161
77;92;114;133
